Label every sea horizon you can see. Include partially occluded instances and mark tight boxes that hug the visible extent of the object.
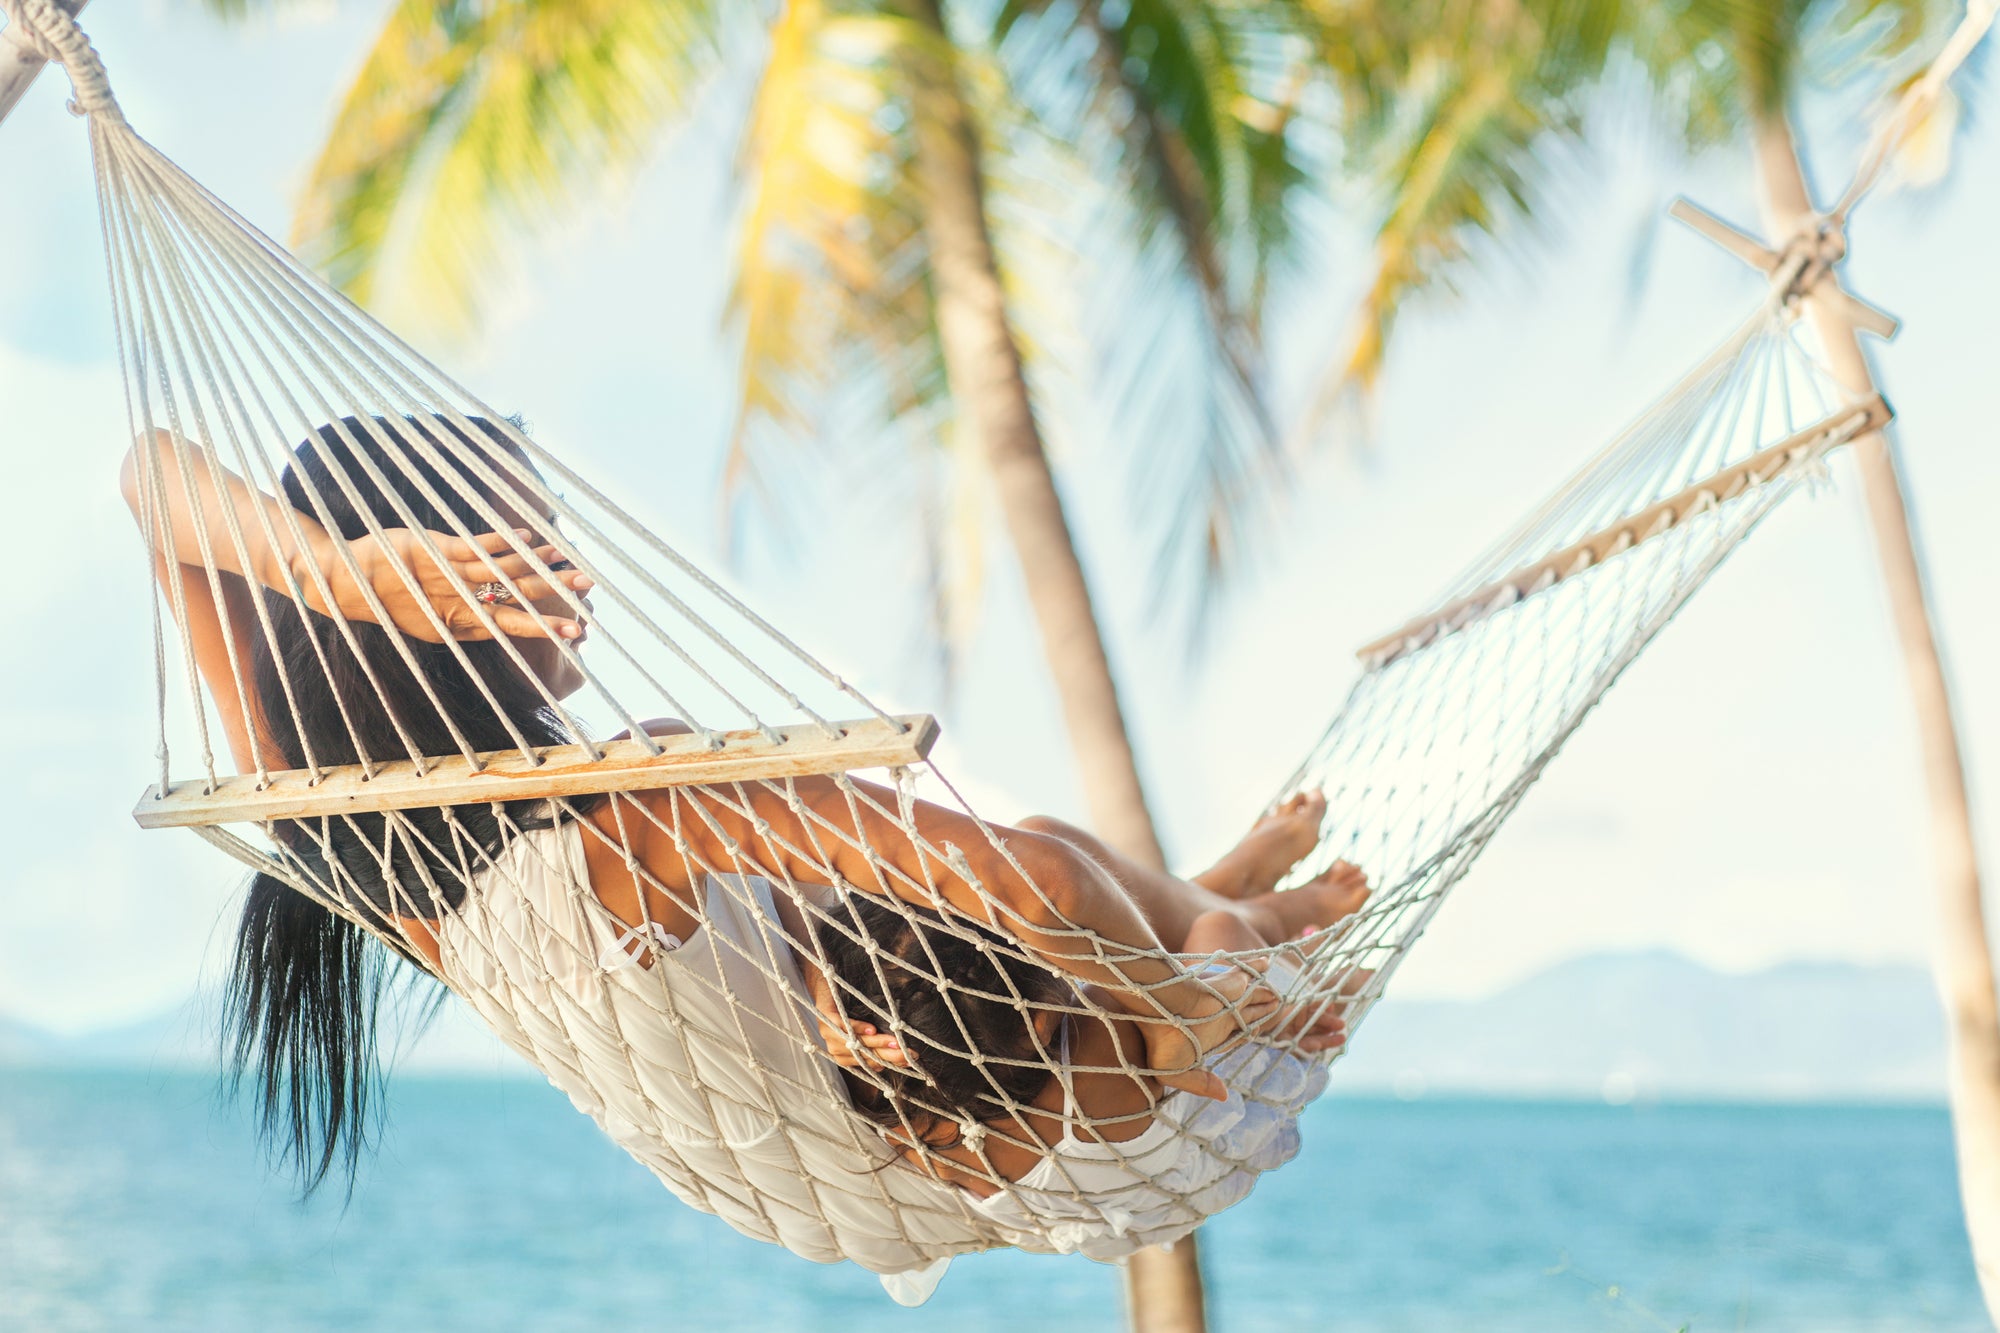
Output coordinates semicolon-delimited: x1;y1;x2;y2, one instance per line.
3;1066;1983;1332
4;946;1951;1110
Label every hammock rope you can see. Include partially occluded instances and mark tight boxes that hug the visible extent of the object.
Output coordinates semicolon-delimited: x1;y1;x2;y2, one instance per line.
2;0;1976;1301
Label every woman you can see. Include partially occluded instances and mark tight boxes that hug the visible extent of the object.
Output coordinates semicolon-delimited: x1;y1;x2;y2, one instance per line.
806;819;1368;1261
122;415;1358;1283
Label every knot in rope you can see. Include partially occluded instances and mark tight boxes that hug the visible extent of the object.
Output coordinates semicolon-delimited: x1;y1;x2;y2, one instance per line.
3;0;119;121
1770;215;1848;311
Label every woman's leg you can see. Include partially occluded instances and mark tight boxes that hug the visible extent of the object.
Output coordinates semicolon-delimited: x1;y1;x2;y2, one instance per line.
1186;793;1330;901
1013;794;1331;951
1184;862;1371;955
1011;814;1218;947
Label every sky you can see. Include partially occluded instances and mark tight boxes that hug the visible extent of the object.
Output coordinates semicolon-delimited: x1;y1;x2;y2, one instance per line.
0;0;1996;1034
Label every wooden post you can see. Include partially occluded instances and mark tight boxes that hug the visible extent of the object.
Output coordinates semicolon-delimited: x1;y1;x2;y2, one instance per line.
899;2;1207;1323
1752;113;2000;1322
0;0;85;127
1121;1241;1207;1333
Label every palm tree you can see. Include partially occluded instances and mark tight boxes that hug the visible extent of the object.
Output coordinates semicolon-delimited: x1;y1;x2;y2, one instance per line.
258;0;1320;1325
1278;0;1999;1318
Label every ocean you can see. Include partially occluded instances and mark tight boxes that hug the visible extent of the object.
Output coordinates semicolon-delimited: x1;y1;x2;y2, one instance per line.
0;1069;1985;1332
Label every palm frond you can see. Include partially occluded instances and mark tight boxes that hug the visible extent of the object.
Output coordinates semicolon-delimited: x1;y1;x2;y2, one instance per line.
991;0;1322;635
287;0;483;310
723;2;946;502
1083;0;1267;384
293;0;728;330
721;1;1000;692
1291;0;1952;455
198;0;296;19
1296;45;1561;447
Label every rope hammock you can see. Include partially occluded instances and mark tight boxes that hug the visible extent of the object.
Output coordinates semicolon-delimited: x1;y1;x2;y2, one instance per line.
2;0;1982;1305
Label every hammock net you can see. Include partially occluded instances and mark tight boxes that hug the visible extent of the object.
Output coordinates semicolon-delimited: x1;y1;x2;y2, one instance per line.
2;0;1898;1299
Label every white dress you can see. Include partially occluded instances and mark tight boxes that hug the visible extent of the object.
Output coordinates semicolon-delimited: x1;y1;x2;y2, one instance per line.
966;1013;1328;1261
429;817;999;1297
429;817;1326;1298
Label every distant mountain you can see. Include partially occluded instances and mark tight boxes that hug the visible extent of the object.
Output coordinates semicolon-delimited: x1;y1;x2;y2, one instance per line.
1332;950;1945;1102
0;1015;55;1064
0;990;530;1078
1;952;1947;1100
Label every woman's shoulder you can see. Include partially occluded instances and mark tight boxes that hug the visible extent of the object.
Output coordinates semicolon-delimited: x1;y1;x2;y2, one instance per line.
574;799;704;945
1057;1012;1163;1146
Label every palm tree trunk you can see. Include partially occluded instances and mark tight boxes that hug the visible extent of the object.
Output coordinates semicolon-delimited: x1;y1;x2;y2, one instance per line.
1752;112;2000;1323
902;2;1204;1328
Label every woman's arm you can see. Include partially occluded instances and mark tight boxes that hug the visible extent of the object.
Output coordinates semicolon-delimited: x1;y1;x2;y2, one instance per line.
120;430;582;646
119;430;592;771
121;433;311;773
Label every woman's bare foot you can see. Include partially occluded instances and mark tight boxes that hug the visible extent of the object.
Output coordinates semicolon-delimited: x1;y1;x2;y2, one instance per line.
1239;860;1370;943
1192;792;1329;901
1182;860;1371;956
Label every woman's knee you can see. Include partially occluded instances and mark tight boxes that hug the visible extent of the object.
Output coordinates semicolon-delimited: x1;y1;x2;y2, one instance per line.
1014;814;1088;844
1184;907;1264;956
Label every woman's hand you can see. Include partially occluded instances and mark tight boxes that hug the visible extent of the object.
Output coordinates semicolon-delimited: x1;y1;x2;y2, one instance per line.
122;429;593;645
1133;965;1265;1101
1135;962;1348;1102
293;527;593;643
820;1016;911;1071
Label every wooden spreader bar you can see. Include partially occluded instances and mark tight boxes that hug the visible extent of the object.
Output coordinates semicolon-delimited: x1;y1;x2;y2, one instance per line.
1357;395;1892;668
134;714;941;829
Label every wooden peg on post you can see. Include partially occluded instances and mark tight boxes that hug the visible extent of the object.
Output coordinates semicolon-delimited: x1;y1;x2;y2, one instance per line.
1667;196;1901;340
1667;197;1782;273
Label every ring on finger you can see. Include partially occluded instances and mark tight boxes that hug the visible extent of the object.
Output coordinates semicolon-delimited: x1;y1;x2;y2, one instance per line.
475;581;517;606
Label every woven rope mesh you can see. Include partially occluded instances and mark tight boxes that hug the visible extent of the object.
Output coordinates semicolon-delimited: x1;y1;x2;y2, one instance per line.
9;0;1882;1289
1276;311;1872;1036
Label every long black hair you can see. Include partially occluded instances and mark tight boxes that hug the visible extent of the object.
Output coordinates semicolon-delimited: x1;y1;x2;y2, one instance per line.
810;894;1071;1149
224;414;582;1194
